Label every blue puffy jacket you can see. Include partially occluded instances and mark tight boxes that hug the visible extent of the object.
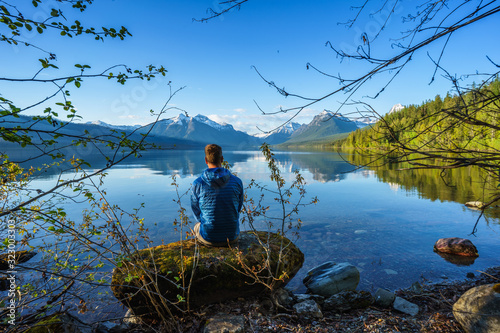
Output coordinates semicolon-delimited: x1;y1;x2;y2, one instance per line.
191;167;244;243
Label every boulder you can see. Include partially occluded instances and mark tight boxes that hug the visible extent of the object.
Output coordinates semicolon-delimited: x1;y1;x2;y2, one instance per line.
433;238;478;257
293;299;323;319
323;290;374;312
303;262;360;297
393;297;419;316
111;231;304;317
453;283;500;333
374;288;396;308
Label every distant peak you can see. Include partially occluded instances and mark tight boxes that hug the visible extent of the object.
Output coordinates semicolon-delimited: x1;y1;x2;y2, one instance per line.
389;104;404;114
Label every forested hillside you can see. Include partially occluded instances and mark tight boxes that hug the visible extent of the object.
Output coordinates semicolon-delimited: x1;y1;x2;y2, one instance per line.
338;78;500;151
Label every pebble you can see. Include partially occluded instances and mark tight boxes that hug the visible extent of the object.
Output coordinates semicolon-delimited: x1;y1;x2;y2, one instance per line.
384;269;398;275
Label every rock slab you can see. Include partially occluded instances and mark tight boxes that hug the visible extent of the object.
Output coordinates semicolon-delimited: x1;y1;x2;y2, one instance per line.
393;297;419;316
112;231;304;317
433;237;478;257
453;283;500;333
303;262;360;297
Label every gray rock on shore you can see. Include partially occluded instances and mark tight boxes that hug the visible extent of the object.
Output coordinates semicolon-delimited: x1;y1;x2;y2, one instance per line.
374;288;396;308
303;262;360;297
393;297;419;316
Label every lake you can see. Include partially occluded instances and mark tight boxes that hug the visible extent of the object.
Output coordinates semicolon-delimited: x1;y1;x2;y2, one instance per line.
28;148;500;294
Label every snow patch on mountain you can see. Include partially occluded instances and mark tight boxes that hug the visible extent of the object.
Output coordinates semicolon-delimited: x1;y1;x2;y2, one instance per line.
389;103;404;114
194;114;234;131
85;120;141;131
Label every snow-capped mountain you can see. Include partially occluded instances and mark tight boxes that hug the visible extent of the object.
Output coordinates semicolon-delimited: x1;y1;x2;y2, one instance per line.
255;122;303;145
142;113;260;148
285;110;359;144
389;103;404;114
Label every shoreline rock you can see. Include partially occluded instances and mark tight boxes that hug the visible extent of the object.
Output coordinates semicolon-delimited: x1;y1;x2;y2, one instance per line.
453;283;500;332
303;262;360;297
111;231;304;317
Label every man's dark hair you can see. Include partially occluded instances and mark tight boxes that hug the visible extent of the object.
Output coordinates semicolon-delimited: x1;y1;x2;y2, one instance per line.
205;144;223;165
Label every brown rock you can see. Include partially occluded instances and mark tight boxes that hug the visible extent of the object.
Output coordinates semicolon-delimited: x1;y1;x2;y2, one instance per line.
433;238;478;257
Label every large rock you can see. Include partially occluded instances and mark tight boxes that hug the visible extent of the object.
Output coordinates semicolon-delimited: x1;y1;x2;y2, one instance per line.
433;238;478;257
453;284;500;333
303;262;360;297
111;231;304;317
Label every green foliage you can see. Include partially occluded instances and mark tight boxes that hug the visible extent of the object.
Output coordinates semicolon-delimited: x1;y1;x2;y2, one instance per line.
339;77;500;153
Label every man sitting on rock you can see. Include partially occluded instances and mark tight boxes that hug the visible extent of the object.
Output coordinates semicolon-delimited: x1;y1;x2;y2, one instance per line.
191;144;244;246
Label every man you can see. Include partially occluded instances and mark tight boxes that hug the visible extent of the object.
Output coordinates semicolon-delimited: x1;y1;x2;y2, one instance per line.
191;144;244;246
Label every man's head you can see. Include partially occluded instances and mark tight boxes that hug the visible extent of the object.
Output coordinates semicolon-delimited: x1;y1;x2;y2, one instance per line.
204;144;223;168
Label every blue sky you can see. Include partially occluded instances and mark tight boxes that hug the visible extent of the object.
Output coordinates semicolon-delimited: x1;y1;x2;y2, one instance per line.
3;0;500;134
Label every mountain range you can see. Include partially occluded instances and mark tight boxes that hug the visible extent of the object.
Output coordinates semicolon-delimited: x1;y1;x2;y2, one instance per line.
1;109;385;149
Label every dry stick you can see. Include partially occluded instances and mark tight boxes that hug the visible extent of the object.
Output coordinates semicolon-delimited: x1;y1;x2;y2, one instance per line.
476;270;500;281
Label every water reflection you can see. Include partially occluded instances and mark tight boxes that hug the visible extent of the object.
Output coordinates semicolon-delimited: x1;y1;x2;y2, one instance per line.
345;152;500;222
435;252;478;266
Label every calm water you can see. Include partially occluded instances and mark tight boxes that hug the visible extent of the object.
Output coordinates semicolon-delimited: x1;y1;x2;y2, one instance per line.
31;149;500;293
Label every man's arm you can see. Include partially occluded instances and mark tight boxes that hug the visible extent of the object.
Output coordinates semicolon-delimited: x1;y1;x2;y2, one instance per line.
237;180;244;213
191;183;202;222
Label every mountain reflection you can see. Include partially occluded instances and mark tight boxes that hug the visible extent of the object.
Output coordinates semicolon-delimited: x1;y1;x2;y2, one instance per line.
271;151;356;183
6;146;499;224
